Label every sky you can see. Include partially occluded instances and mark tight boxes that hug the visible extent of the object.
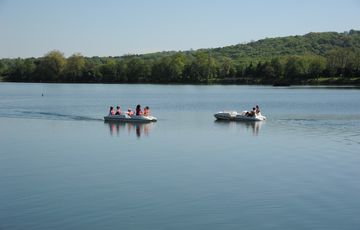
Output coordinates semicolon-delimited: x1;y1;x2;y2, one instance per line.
0;0;359;58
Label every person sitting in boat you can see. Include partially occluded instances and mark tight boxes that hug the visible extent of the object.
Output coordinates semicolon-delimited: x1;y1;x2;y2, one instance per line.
143;106;150;116
109;106;115;116
115;106;121;115
246;107;256;117
250;107;256;116
136;104;142;116
126;108;134;116
255;105;260;114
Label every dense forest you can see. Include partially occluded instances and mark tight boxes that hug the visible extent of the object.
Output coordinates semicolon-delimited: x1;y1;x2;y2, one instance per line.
1;30;360;85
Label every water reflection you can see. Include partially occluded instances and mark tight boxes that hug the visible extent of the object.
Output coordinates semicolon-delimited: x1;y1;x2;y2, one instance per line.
214;120;264;135
105;121;155;138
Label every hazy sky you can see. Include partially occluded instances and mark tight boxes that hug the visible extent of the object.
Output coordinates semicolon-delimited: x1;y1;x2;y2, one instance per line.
1;0;359;58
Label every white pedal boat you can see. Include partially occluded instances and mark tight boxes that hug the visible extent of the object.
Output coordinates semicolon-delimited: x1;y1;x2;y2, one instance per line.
104;114;157;123
214;111;266;121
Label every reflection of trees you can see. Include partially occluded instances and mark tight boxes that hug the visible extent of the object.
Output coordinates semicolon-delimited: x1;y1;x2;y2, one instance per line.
105;122;153;138
214;120;264;136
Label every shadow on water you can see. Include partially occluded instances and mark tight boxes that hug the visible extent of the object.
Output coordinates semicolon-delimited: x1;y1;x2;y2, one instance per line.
104;121;155;138
214;120;265;136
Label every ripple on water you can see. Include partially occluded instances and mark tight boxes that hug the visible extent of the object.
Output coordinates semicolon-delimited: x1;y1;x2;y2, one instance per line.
273;114;360;146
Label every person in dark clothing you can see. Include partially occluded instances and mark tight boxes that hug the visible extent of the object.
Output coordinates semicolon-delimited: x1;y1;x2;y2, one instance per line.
115;106;121;115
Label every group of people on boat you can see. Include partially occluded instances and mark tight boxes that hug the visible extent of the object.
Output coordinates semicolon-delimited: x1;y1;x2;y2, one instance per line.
245;105;261;117
108;104;151;117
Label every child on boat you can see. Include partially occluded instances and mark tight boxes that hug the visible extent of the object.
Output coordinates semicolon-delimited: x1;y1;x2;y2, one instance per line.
143;106;150;116
109;106;115;116
126;108;134;116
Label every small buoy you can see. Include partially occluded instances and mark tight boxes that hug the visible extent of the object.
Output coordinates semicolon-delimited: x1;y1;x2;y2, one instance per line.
42;93;44;97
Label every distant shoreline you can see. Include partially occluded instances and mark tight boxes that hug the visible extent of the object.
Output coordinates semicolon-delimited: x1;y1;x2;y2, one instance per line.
1;30;359;85
1;77;359;86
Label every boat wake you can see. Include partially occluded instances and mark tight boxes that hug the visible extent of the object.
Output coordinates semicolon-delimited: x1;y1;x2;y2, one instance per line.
276;115;360;145
0;110;103;121
29;111;103;121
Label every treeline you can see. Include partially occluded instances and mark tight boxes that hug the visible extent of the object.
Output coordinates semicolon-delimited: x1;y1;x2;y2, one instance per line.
1;30;360;85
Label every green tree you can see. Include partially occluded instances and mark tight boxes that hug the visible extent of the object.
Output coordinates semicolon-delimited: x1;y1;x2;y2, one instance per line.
99;59;117;82
244;62;255;80
115;60;128;82
151;57;170;83
0;60;7;78
36;50;66;82
82;59;102;82
150;53;186;83
235;63;245;78
219;57;236;79
188;51;217;83
326;48;352;77
258;61;276;83
7;58;36;82
270;57;284;79
64;53;85;82
308;56;326;80
353;50;360;76
284;56;306;83
127;57;151;82
168;53;186;82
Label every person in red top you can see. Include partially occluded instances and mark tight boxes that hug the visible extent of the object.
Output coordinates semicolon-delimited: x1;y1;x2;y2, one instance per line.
136;104;142;116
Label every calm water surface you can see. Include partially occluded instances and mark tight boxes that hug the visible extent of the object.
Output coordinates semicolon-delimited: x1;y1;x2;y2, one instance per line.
0;83;360;230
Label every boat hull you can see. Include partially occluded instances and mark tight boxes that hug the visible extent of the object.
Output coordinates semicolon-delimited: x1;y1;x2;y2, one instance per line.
104;114;157;123
214;111;266;121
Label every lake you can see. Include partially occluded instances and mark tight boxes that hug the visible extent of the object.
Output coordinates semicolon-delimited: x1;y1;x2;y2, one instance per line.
0;83;359;230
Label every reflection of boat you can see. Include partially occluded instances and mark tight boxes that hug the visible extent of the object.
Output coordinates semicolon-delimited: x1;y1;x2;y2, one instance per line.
104;114;157;123
214;119;264;135
105;121;154;137
214;111;266;121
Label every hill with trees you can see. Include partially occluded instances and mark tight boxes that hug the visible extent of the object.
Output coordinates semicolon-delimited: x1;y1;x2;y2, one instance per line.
1;30;360;85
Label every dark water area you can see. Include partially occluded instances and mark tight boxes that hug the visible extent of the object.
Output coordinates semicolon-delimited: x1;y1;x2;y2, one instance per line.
0;83;359;229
